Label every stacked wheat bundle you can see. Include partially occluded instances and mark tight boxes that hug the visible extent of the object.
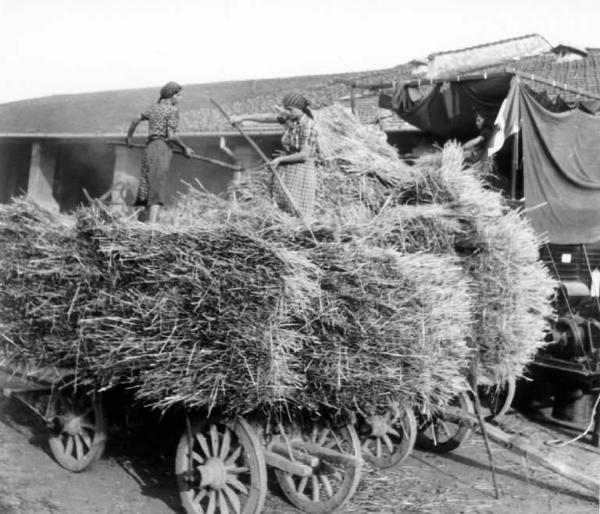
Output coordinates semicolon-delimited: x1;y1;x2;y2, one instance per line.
0;104;553;419
314;104;555;384
0;200;318;416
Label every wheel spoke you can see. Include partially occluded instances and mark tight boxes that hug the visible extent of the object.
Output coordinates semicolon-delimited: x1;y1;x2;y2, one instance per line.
196;433;211;459
225;446;242;466
220;428;231;460
223;485;242;514
65;435;74;457
387;426;401;438
80;422;96;431
225;466;249;474
193;489;207;506
80;431;92;450
218;490;230;514
311;475;320;502
226;475;249;495
382;434;394;454
74;434;84;459
375;436;382;457
321;475;334;498
429;422;438;446
210;424;220;457
206;490;216;514
297;475;309;495
438;421;453;439
191;450;205;464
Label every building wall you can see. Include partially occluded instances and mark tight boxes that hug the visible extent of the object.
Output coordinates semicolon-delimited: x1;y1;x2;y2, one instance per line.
0;135;284;212
53;142;115;211
0;141;31;203
0;132;431;212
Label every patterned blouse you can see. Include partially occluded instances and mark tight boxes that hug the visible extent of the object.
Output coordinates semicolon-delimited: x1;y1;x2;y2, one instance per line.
140;103;179;140
280;115;317;157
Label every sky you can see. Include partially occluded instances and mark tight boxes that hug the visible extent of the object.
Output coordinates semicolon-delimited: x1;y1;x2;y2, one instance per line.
0;0;599;104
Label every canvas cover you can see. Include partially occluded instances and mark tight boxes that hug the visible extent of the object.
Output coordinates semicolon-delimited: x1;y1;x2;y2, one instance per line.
518;83;600;244
381;75;512;139
385;75;600;244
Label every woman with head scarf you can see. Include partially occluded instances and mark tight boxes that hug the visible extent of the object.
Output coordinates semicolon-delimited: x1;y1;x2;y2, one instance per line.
230;92;318;218
125;81;194;223
462;110;494;169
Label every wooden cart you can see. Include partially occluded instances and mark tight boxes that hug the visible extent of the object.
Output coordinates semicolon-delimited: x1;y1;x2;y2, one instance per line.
0;366;364;514
0;366;106;472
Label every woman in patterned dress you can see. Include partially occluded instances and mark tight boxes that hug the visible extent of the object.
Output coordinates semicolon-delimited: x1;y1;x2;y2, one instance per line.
125;81;194;223
231;92;318;218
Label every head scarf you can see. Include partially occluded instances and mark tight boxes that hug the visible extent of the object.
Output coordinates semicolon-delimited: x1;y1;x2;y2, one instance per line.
159;81;183;100
282;92;310;111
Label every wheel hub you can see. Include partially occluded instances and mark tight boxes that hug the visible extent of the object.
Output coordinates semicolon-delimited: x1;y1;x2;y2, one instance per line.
62;414;82;436
199;457;228;489
367;415;389;438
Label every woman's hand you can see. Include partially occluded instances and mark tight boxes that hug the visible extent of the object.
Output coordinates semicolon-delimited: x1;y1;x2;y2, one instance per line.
184;146;194;158
230;115;244;124
270;156;284;168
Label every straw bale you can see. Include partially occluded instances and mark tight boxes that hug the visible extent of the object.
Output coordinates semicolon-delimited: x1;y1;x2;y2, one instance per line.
297;244;473;414
0;202;319;416
465;210;556;383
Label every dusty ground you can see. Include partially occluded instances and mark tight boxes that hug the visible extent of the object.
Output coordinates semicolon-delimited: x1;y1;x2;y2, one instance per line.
0;397;598;514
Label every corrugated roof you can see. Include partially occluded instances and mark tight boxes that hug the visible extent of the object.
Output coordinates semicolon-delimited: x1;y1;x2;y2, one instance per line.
427;34;552;78
482;48;600;101
0;66;413;137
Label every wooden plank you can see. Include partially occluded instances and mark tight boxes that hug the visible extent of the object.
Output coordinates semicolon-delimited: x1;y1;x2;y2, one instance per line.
483;422;600;495
263;449;313;477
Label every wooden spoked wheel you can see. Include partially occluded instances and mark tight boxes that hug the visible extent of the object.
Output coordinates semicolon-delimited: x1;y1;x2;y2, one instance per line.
359;406;417;468
274;421;362;514
416;391;474;453
176;417;267;514
48;391;106;472
479;377;516;419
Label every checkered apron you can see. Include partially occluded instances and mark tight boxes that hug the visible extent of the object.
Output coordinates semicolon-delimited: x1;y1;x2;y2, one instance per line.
273;116;318;218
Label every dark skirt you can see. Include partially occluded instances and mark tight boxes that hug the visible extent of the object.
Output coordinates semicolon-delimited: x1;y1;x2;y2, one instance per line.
135;139;172;206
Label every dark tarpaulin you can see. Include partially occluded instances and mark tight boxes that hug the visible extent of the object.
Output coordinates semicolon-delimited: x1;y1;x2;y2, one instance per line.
381;75;513;138
520;84;600;243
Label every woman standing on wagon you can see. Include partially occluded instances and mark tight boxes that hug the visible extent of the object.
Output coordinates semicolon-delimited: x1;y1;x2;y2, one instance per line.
126;81;194;223
231;92;318;218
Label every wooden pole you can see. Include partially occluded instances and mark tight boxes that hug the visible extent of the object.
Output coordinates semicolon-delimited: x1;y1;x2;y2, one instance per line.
483;423;600;496
511;133;519;200
469;358;500;499
109;141;242;171
209;98;303;219
350;86;357;115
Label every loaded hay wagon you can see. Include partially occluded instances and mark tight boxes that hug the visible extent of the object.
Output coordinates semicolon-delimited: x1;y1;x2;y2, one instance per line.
0;102;557;513
350;62;600;448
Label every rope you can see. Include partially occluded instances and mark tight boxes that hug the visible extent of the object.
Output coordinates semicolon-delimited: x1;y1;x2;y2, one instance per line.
546;393;600;447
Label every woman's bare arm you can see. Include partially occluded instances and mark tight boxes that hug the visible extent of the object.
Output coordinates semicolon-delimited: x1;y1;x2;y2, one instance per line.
230;113;280;124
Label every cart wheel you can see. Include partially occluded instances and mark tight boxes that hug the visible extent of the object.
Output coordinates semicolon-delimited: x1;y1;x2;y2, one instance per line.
480;377;516;419
416;391;474;453
274;421;362;514
359;406;417;469
176;417;267;514
48;391;106;472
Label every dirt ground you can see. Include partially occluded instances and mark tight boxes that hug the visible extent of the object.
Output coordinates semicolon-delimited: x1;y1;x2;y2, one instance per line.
0;397;598;514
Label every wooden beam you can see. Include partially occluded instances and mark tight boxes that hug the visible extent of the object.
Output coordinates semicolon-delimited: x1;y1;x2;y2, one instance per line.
483;422;600;495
